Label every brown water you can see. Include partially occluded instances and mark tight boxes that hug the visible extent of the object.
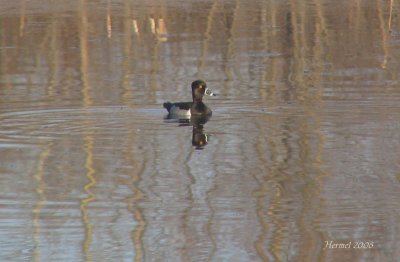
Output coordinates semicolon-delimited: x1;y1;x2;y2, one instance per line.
1;0;400;261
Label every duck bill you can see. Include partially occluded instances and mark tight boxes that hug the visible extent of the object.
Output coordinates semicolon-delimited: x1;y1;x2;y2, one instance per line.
205;87;216;96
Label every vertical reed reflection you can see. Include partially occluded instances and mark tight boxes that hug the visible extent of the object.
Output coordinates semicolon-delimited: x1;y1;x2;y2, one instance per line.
80;134;96;262
253;120;274;261
121;0;134;107
32;145;51;262
258;1;274;103
377;0;390;69
106;0;112;39
48;14;61;98
149;21;161;104
198;0;218;79
124;126;146;261
79;0;92;107
388;0;394;31
180;150;194;262
19;0;26;37
78;4;96;258
267;121;292;261
222;0;240;82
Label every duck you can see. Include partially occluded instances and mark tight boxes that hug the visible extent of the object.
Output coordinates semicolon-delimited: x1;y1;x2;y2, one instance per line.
163;80;215;118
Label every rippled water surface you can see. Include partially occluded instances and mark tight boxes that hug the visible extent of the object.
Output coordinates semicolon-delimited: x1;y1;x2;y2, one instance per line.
1;0;400;261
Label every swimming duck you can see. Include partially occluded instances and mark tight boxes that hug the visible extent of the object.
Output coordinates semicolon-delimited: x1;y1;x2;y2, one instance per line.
163;80;215;118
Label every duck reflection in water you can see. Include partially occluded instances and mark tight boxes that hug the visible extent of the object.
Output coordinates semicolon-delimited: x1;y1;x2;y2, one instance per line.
191;115;211;150
163;80;215;149
164;115;211;150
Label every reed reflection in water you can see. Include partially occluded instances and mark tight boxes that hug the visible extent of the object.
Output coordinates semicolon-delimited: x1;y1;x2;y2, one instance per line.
1;0;400;261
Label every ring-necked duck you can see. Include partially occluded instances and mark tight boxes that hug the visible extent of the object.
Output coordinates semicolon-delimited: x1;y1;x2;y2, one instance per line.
163;80;215;118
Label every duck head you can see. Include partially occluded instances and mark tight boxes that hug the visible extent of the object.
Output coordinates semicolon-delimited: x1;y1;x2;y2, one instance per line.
192;80;215;102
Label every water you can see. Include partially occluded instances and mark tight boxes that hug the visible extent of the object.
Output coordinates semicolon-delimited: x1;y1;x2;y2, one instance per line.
1;0;400;261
